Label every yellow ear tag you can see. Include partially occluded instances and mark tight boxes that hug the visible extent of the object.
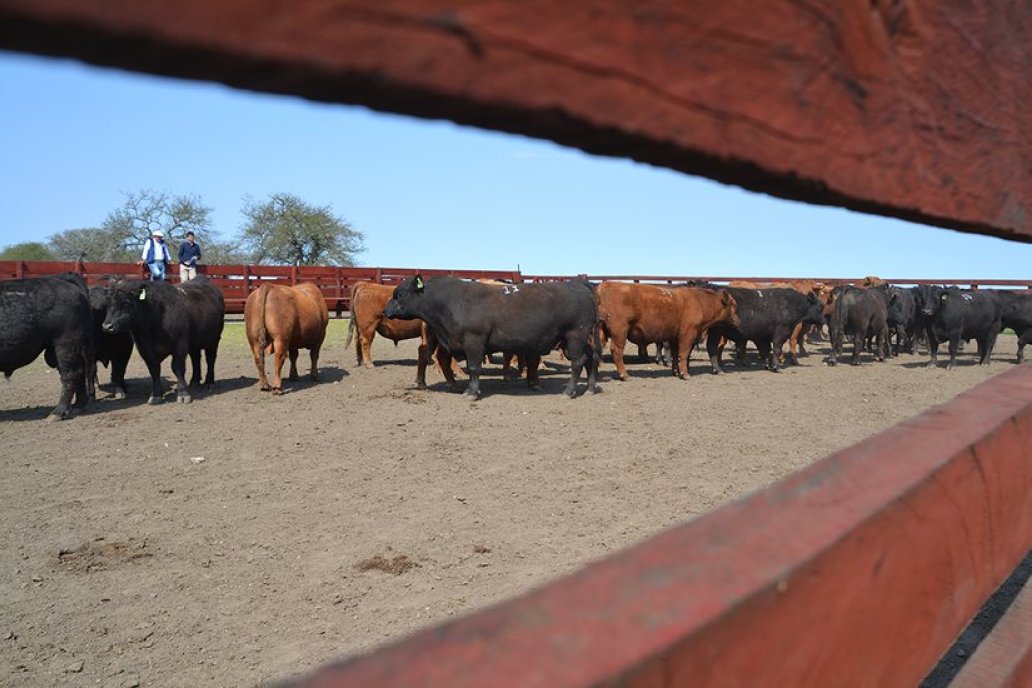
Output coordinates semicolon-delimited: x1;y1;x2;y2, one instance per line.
415;277;424;290
139;289;147;301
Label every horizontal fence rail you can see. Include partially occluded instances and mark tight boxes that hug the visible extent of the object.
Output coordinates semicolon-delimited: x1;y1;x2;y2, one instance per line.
1;260;1029;315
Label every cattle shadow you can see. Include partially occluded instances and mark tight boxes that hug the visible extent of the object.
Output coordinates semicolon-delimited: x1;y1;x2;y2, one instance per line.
0;404;60;423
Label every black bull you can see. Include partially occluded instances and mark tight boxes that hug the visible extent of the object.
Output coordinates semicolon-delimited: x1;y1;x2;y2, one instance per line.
0;273;94;420
102;277;225;404
383;276;600;399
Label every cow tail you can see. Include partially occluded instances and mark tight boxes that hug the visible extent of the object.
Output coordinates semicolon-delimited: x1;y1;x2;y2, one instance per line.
343;282;361;351
256;283;271;353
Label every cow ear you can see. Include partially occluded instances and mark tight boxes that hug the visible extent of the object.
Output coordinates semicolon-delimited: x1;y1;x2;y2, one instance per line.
721;290;732;306
414;275;425;292
808;292;818;304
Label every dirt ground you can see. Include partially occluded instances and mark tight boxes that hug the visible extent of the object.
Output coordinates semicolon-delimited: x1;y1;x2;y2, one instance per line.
0;322;1022;687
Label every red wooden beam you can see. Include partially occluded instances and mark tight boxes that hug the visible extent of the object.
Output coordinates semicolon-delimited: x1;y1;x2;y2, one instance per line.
283;364;1032;687
0;1;1030;243
952;573;1032;688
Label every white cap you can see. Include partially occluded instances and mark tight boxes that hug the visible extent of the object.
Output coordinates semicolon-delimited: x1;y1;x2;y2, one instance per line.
152;230;164;238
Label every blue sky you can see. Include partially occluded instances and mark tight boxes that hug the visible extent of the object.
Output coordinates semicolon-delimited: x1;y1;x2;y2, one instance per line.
1;50;1029;280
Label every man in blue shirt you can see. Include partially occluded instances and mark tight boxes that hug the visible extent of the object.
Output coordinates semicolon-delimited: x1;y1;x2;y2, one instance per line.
178;230;202;282
138;230;172;281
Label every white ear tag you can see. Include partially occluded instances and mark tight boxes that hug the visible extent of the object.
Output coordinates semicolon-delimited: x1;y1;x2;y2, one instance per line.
139;289;147;301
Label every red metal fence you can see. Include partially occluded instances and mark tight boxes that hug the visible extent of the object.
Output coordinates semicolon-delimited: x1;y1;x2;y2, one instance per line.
2;260;1029;316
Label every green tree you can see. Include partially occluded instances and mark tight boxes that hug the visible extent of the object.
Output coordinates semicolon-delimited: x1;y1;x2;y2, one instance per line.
240;193;364;266
47;227;134;262
0;242;56;260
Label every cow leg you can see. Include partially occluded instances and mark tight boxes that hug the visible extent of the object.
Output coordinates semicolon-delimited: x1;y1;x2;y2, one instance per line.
49;340;86;420
171;350;191;403
415;341;430;389
563;340;590;397
309;344;321;381
288;348;300;381
142;355;165;404
771;329;792;371
707;331;725;374
676;332;698;379
609;331;630;381
635;343;649;363
252;340;272;391
981;326;999;365
926;332;941;368
464;341;485;399
272;343;287;394
787;322;804;364
1017;329;1030;363
359;326;376;368
525;353;542;389
189;349;202;387
502;352;518;382
947;335;961;371
111;354;129;399
850;332;864;366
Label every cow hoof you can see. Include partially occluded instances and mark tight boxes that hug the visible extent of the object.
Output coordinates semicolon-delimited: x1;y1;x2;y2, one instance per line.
463;390;480;400
178;394;191;404
147;395;162;405
272;387;283;396
617;374;629;382
259;384;271;391
363;362;374;369
415;382;427;390
310;374;320;382
113;390;126;400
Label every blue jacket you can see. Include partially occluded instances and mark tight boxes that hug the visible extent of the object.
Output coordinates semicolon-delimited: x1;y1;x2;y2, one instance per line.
178;241;201;267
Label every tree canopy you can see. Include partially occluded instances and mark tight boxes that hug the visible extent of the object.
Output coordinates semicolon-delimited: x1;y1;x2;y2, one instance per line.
4;189;364;267
240;193;365;266
0;242;55;260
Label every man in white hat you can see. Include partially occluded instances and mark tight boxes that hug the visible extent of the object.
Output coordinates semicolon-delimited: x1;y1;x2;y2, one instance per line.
138;229;172;281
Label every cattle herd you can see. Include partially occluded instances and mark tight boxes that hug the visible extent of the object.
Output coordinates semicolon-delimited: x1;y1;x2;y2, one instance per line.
1;272;1030;419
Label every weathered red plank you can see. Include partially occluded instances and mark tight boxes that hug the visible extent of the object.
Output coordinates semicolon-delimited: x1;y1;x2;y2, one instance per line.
0;1;1030;243
951;573;1032;688
279;364;1032;688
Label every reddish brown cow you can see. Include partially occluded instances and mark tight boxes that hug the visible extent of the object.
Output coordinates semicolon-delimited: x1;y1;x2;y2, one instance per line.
344;280;463;388
245;282;329;394
597;282;739;380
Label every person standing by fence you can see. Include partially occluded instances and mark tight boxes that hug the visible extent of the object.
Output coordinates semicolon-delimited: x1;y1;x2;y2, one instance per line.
138;230;172;281
178;230;201;282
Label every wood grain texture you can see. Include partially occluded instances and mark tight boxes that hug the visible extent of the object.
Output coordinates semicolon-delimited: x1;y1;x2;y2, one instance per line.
0;1;1030;241
951;576;1032;688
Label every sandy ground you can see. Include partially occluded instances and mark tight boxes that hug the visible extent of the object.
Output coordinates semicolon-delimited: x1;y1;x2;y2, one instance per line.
0;322;1022;687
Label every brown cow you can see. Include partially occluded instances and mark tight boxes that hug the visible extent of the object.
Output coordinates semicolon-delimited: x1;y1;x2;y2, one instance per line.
597;282;739;380
245;282;329;394
344;280;463;389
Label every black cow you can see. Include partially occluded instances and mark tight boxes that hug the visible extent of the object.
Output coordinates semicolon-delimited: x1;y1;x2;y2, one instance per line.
102;277;225;404
383;275;599;399
826;286;889;366
0;273;93;419
885;286;919;355
706;287;823;373
918;287;1001;369
989;290;1032;363
88;285;135;399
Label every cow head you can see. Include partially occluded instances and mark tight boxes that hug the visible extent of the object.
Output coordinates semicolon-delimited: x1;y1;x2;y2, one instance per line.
102;280;148;334
383;274;427;320
914;284;945;318
805;291;826;325
719;290;741;328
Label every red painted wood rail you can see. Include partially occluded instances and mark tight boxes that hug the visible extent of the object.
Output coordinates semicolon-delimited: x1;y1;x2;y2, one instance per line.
0;1;1030;243
280;364;1032;688
952;574;1032;688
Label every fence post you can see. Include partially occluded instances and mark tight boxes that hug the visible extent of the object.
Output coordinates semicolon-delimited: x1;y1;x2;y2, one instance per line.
375;267;383;284
15;261;24;279
291;265;298;286
244;264;252;295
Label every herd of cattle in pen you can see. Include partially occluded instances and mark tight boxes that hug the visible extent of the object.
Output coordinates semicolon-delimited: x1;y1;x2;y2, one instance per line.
1;271;1030;421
